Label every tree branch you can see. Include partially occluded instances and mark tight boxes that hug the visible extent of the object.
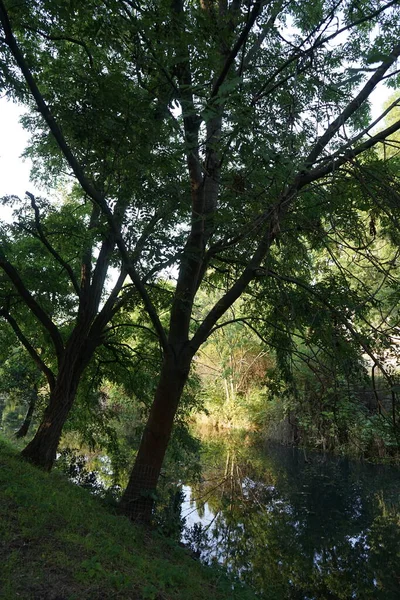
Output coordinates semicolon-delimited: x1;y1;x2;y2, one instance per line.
211;0;264;99
25;192;81;296
190;226;273;350
314;95;400;165
22;24;94;67
298;116;400;187
304;42;400;166
89;266;127;337
252;0;399;104
0;308;55;390
266;269;394;385
0;254;64;362
241;0;284;71
103;322;160;339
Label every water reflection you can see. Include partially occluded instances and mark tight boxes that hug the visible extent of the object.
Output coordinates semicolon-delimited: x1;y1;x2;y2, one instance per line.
181;433;400;600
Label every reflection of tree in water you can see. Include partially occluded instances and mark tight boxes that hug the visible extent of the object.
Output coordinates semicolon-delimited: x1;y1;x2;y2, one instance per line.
184;432;400;599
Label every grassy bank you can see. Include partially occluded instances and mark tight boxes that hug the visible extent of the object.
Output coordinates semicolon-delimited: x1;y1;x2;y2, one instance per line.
0;438;255;600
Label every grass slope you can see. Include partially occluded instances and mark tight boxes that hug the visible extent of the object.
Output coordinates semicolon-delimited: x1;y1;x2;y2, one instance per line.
0;439;255;600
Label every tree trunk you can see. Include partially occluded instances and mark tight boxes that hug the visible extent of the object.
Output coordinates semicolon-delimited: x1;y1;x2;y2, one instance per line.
20;337;93;470
21;377;81;470
15;384;38;439
120;351;191;523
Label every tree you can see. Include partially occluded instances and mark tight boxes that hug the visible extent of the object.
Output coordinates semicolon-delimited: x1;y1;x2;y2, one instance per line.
0;194;135;469
1;0;400;520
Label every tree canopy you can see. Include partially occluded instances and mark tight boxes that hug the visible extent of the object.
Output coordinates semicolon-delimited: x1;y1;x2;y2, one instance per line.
1;0;400;520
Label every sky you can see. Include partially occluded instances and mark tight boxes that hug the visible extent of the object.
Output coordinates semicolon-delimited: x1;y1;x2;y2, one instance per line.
0;98;40;223
0;99;38;197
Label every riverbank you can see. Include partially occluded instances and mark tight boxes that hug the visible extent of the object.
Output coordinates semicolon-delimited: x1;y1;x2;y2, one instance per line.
193;413;400;464
0;438;255;600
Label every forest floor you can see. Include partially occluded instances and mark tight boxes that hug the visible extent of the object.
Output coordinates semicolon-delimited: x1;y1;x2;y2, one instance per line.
0;438;255;600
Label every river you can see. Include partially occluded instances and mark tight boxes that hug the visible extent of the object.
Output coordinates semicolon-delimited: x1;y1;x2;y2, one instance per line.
178;432;400;600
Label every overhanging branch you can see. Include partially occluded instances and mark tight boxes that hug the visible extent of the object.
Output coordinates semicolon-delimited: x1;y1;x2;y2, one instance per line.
298;117;400;187
266;269;394;386
210;0;264;99
304;42;400;166
26;192;81;296
0;254;64;362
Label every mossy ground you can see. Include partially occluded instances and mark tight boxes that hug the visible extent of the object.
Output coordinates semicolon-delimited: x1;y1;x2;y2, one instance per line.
0;438;255;600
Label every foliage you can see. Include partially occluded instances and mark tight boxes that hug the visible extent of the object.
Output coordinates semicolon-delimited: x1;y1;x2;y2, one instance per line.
2;0;400;514
196;309;272;427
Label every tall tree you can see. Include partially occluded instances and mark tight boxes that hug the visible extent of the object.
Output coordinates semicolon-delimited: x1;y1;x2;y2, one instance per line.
0;195;133;468
1;0;400;519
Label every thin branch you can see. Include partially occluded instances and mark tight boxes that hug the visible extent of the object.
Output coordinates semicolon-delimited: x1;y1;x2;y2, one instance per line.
252;0;399;103
0;254;64;361
214;315;339;384
304;43;400;167
315;95;400;165
266;269;394;386
131;209;165;262
22;24;94;67
25;192;81;296
211;0;264;99
190;227;273;351
0;309;55;390
103;321;160;339
89;266;127;337
241;0;285;70
298;116;400;188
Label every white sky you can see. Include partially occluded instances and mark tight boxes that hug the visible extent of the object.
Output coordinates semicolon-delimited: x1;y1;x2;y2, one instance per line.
0;99;38;196
0;98;41;223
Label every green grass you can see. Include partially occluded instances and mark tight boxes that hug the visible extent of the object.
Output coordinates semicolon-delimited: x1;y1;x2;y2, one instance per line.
0;438;256;600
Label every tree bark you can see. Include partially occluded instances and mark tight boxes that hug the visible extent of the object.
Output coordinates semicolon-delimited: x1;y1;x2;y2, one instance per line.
119;350;191;522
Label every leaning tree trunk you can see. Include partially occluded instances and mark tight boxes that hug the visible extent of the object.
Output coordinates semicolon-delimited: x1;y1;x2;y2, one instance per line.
120;351;191;522
15;384;38;439
20;343;91;470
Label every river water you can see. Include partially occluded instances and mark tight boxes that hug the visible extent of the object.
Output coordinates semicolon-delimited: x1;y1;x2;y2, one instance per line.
179;433;400;600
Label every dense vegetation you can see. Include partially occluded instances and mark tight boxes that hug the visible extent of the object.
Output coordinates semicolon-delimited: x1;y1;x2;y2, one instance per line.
1;0;400;530
196;313;400;460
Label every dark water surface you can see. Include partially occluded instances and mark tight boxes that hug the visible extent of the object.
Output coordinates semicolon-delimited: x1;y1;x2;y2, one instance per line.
180;434;400;600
